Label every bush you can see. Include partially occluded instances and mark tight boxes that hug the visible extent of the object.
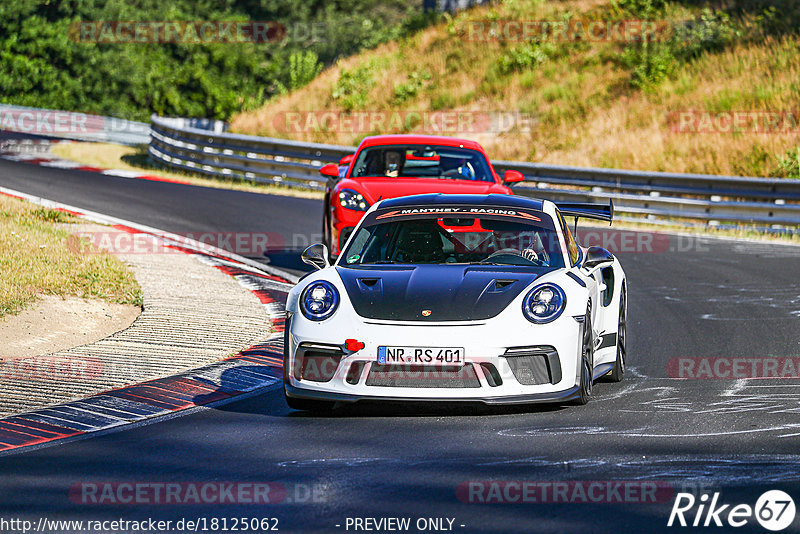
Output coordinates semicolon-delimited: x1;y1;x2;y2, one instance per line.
775;147;800;178
430;92;456;110
399;9;443;38
618;8;740;90
494;43;553;74
613;0;666;17
393;71;431;104
672;9;740;60
332;65;375;111
621;42;676;90
277;51;322;94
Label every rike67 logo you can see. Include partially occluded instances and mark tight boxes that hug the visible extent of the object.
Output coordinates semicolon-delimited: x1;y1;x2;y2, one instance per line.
668;490;796;531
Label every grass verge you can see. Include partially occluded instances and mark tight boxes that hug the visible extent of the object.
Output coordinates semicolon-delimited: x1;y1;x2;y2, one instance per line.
50;142;324;200
0;195;142;317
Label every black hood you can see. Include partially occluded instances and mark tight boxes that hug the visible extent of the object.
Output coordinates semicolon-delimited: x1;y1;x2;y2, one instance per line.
336;265;549;322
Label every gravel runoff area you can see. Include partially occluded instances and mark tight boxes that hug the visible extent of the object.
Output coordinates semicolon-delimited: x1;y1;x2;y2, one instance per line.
0;224;272;417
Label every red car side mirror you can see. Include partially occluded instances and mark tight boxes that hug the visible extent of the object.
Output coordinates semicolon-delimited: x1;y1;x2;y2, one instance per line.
320;163;339;178
339;154;354;166
503;169;525;184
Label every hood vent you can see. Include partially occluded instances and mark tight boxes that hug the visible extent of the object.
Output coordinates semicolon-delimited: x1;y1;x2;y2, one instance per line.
489;279;517;292
357;278;382;291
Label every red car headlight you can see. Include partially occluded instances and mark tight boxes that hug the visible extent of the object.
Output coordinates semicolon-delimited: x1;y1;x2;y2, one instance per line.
338;189;369;211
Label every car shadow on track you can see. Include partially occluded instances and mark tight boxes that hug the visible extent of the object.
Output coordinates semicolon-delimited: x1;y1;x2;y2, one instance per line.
191;365;283;407
262;247;314;274
194;369;572;419
194;358;627;419
287;399;570;418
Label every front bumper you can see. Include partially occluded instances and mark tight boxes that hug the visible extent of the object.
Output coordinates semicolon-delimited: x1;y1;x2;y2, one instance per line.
284;312;584;405
285;383;581;405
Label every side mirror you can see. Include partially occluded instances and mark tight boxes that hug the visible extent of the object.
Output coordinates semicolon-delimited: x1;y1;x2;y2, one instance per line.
503;169;525;184
582;246;614;272
339;154;354;166
301;243;330;271
319;163;339;178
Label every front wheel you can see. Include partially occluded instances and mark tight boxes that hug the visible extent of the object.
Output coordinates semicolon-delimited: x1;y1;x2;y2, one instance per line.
607;286;627;383
322;205;333;257
573;310;594;405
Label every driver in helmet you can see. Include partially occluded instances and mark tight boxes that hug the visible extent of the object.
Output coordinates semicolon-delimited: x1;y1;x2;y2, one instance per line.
384;150;405;177
491;230;549;264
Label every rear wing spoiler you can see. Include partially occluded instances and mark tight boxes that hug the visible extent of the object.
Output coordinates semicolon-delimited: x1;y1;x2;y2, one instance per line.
555;200;613;223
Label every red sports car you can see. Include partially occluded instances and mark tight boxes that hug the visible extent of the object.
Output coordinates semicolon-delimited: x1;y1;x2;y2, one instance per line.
319;134;524;257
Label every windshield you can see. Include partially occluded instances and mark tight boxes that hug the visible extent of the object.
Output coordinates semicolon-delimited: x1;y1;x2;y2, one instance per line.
341;209;565;268
350;144;494;182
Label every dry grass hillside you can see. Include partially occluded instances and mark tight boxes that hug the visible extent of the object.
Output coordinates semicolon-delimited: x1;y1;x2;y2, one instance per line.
231;0;800;178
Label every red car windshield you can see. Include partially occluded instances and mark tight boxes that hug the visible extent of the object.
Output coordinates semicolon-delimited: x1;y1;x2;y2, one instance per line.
350;144;494;182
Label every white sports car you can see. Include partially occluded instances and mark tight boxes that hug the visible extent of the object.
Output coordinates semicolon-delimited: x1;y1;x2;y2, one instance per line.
283;194;626;411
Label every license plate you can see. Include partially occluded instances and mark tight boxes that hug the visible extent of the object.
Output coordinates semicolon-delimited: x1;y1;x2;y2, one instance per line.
377;346;465;365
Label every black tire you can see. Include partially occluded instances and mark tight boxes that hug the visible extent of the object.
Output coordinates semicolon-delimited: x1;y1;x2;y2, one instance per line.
285;393;335;413
322;203;332;252
573;310;594;405
607;286;627;383
323;220;337;264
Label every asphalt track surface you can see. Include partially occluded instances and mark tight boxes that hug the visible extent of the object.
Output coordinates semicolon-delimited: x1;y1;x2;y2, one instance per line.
1;149;800;533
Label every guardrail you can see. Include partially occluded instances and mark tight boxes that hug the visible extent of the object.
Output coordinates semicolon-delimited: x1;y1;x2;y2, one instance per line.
149;115;800;227
0;138;55;154
0;104;150;145
150;116;351;191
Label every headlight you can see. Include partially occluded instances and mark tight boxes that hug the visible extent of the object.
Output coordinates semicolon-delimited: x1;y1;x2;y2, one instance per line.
522;284;566;324
300;281;340;321
338;189;369;211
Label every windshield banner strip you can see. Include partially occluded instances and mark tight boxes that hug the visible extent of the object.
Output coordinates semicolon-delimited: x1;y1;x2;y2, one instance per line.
375;207;541;222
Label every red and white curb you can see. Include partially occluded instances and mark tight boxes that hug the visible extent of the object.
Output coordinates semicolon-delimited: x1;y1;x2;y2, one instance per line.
0;186;297;454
